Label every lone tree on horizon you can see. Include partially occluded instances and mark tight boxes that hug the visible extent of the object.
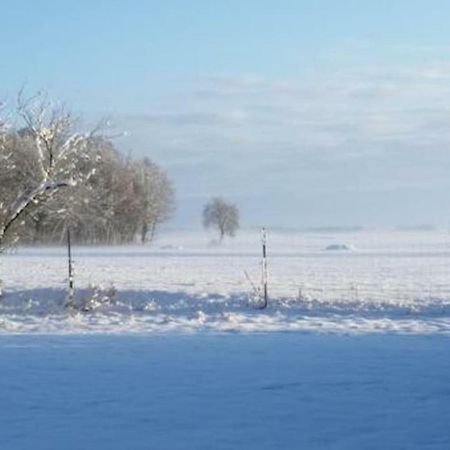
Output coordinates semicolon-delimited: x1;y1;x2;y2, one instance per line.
202;197;239;242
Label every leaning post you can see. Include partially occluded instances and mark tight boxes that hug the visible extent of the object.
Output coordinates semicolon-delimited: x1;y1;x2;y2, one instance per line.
261;227;268;309
66;228;75;307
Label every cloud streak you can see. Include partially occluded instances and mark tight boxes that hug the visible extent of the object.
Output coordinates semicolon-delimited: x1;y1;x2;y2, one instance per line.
115;57;450;226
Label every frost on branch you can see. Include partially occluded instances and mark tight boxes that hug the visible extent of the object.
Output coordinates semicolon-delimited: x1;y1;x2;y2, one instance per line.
0;92;102;251
20;141;175;245
0;91;175;248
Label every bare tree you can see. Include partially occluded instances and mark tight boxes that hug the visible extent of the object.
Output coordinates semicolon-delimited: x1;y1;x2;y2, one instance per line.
136;158;175;243
202;197;239;242
18;141;176;245
0;91;176;248
0;92;101;251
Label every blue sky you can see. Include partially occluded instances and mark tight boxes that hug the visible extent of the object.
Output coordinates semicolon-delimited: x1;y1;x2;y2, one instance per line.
2;1;450;227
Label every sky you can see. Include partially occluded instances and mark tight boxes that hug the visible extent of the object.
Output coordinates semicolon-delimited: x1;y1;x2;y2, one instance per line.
2;0;450;228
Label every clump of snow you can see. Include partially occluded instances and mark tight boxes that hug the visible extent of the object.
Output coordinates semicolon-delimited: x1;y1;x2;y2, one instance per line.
76;284;117;312
324;243;354;251
160;244;183;251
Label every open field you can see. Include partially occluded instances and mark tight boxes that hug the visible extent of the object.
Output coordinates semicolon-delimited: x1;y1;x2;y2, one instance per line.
1;229;450;334
1;231;450;449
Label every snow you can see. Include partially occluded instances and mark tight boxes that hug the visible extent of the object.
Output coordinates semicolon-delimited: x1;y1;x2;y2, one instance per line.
1;229;450;335
1;230;450;449
324;243;353;251
0;334;449;449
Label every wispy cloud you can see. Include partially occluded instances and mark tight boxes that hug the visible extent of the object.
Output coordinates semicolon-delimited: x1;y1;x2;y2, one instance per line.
115;55;450;225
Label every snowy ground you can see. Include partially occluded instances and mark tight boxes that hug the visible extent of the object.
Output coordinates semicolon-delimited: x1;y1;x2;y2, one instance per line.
1;229;450;334
1;334;449;450
2;230;450;449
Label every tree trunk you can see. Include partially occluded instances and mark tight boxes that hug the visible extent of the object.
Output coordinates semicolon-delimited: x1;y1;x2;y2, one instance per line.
141;222;148;243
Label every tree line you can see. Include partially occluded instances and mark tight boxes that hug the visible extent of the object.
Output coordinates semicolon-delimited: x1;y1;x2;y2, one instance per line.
0;92;174;249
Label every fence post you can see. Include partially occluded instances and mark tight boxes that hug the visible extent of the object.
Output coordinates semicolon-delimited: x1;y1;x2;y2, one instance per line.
261;228;268;309
66;228;75;307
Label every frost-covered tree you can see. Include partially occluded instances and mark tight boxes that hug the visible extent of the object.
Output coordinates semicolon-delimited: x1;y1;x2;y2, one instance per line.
28;138;119;243
0;91;176;248
202;197;239;242
0;92;101;251
39;152;175;245
12;141;176;245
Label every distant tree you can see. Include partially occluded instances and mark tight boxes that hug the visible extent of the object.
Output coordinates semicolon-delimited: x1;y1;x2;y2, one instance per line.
202;197;239;242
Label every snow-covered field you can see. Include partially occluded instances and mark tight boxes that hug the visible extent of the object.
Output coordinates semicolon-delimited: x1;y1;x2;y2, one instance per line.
2;231;450;449
1;229;450;335
1;334;449;450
